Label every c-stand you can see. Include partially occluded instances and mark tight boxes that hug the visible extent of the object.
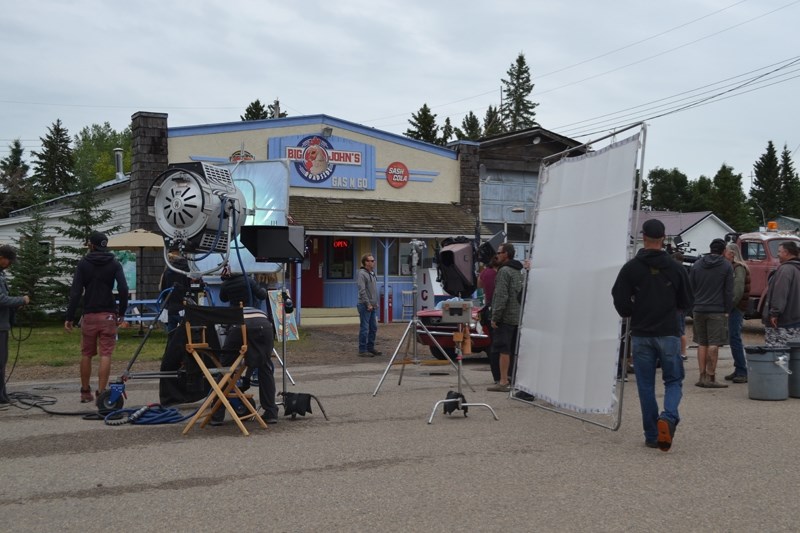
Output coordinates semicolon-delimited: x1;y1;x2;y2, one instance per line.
427;303;498;424
373;243;475;396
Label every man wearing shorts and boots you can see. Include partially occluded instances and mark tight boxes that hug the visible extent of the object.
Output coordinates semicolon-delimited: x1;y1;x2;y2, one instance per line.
689;238;733;388
487;243;524;392
65;231;129;402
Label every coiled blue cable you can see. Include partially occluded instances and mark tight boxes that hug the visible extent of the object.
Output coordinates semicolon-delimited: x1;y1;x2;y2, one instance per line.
104;404;196;426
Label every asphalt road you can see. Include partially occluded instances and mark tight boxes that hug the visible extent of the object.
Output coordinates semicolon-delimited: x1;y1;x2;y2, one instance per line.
1;345;799;532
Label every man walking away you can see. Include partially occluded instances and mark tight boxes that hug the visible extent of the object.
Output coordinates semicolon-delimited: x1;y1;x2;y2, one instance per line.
689;238;733;388
612;219;693;451
65;231;129;402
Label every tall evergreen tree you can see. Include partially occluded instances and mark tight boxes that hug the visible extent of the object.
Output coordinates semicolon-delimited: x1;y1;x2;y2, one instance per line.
31;119;75;198
0;139;34;217
710;165;755;231
779;143;800;217
73;122;132;186
750;141;782;220
483;105;503;137
648;167;690;211
241;99;269;120
439;117;454;145
455;111;482;140
404;104;439;144
500;52;539;132
10;206;61;322
52;173;121;305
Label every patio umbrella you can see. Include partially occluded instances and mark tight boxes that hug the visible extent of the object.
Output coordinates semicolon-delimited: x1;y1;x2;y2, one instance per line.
106;229;165;299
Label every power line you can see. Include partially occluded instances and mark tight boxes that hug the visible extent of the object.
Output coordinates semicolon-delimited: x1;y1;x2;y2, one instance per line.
363;0;798;126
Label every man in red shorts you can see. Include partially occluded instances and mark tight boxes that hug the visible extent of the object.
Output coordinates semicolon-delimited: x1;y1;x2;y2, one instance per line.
64;231;129;402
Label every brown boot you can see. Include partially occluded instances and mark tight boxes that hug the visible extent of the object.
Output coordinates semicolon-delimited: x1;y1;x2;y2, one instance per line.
695;372;708;387
704;374;728;388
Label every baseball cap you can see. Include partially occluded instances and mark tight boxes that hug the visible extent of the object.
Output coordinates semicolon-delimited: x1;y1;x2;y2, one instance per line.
642;219;665;239
89;231;109;252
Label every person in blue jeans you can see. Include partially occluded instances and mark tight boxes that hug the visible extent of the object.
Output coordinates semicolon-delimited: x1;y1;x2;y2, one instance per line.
724;243;750;383
612;219;693;451
356;253;381;357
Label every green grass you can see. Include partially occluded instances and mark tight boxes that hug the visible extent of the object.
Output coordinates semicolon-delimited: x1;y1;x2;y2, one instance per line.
7;321;313;368
7;321;170;368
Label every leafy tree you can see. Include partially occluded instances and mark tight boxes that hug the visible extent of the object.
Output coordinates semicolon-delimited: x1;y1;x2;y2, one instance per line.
500;52;539;132
0;139;34;217
52;173;121;304
241;99;269;121
685;176;714;212
710;165;755;231
73;122;132;185
750;141;782;220
483;105;503;137
439;117;454;145
404;103;439;144
31;119;75;198
779;143;800;217
455;111;482;140
10;206;61;322
647;167;690;211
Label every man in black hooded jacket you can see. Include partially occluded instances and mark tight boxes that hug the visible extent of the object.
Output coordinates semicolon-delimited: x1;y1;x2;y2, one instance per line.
65;231;129;403
612;219;692;451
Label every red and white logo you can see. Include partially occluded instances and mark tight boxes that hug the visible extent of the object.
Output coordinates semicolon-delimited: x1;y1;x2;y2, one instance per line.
386;161;409;188
285;136;362;183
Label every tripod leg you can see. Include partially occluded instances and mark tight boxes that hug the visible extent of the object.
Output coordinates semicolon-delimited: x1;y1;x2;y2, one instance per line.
272;348;296;385
373;320;415;396
417;321;476;392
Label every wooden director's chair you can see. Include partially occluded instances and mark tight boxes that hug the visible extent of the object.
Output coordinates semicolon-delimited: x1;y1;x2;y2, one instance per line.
181;304;267;436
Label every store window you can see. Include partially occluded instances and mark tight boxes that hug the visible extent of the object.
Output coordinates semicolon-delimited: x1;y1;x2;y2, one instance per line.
375;240;399;276
327;238;354;279
375;239;420;276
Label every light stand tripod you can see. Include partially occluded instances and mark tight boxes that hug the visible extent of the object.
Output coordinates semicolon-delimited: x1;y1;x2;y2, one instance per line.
373;242;475;396
428;303;498;424
276;262;328;420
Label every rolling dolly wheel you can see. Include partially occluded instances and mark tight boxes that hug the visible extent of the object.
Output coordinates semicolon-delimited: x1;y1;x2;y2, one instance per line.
96;389;125;413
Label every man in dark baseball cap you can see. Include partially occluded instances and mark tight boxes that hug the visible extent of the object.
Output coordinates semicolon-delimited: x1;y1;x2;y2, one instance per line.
88;231;109;252
642;218;666;239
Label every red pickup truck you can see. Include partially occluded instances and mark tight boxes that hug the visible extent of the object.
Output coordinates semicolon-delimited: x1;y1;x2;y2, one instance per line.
414;305;493;359
734;227;800;318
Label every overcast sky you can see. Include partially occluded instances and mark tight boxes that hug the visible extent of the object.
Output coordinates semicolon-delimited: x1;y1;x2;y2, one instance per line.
1;0;798;188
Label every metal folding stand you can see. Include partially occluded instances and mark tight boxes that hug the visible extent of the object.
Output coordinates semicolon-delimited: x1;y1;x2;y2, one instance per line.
276;262;328;420
428;311;498;424
373;246;474;396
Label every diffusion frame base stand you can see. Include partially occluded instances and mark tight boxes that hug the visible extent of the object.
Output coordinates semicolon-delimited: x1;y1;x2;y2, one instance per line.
373;241;475;396
428;315;498;424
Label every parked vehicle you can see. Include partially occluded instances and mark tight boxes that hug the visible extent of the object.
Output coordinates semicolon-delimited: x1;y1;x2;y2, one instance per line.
730;224;800;318
415;304;492;360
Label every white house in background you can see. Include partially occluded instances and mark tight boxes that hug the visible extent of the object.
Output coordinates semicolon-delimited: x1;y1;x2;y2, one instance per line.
0;175;132;281
634;210;735;254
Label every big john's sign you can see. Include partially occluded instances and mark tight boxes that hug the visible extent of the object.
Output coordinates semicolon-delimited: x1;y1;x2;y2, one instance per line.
269;134;376;190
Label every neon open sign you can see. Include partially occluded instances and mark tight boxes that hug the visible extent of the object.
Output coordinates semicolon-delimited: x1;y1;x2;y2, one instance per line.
332;239;350;249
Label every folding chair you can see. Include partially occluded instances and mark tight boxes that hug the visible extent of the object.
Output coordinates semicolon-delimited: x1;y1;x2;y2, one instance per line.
181;304;267;436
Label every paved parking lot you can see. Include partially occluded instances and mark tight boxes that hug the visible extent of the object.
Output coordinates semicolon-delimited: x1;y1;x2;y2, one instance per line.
2;346;799;532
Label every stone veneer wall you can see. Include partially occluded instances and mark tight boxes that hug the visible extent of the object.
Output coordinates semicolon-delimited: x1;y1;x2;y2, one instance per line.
130;112;168;298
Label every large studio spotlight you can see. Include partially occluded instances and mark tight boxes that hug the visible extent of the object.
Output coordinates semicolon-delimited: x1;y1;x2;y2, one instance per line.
148;162;249;274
